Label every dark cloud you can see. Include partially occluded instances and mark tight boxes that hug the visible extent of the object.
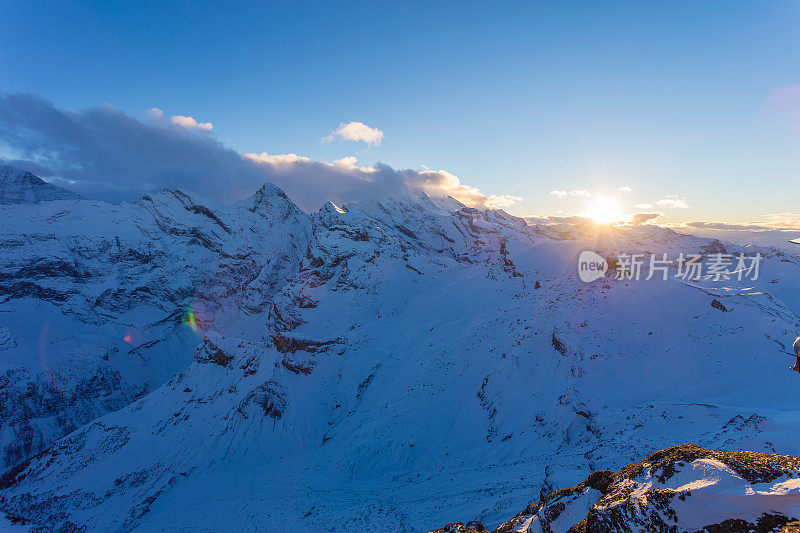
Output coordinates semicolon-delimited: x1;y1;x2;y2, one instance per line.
0;93;520;211
0;93;263;203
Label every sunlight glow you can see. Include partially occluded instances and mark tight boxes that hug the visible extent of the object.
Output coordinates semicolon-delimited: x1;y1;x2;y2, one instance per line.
583;197;624;224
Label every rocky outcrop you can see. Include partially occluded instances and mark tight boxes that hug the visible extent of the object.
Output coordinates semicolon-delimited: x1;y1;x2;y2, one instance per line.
431;445;800;533
431;521;488;533
194;338;234;367
711;298;728;312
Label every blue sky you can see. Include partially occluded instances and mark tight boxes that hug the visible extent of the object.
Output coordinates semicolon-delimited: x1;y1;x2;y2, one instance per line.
1;1;799;226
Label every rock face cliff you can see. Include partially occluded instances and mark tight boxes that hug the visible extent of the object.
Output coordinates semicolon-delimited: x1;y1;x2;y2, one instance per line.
0;167;799;531
430;444;800;533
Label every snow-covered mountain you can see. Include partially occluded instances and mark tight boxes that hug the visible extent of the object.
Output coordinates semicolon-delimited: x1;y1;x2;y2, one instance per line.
0;167;799;531
0;166;81;204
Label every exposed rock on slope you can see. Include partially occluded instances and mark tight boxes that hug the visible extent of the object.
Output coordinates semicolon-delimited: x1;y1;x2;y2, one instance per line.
431;445;800;533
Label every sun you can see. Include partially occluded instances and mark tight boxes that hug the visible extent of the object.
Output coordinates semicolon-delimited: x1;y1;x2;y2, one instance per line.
583;197;624;224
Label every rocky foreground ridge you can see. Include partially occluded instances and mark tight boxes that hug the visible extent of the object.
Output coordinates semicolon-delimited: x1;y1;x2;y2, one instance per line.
430;444;800;533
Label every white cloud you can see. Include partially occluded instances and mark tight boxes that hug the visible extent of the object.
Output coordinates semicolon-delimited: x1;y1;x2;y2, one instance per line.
618;186;632;192
486;194;524;208
409;168;522;208
655;195;690;209
148;107;213;131
635;203;654;209
169;115;213;131
332;156;374;171
244;153;521;211
628;212;662;225
550;189;591;199
764;212;800;229
322;121;384;145
244;152;311;170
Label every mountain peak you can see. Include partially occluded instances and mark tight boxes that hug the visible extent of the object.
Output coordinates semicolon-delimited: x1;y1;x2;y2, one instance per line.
321;200;347;214
0;166;82;204
253;182;287;198
236;182;305;221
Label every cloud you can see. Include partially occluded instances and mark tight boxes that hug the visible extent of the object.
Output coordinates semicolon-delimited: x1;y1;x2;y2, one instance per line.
550;189;591;199
617;186;632;192
169;115;213;131
0;93;256;203
244;152;521;210
527;208;663;227
685;213;800;232
764;212;800;229
629;212;662;225
524;215;593;225
681;215;800;250
147;106;213;130
0;92;519;210
655;195;690;209
484;194;524;209
244;152;312;170
634;195;689;210
685;221;772;231
322;121;383;145
403;167;521;208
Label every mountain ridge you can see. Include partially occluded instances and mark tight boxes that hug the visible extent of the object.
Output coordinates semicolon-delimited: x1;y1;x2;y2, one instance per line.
0;166;799;531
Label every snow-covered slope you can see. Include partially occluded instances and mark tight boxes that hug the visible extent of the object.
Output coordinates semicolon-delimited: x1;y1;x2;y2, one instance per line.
0;178;309;471
0;167;799;531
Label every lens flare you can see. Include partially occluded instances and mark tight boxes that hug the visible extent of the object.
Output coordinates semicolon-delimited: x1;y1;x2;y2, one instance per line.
185;306;200;333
